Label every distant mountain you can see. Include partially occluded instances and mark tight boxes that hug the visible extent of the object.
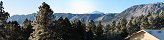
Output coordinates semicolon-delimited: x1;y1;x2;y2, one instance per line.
7;11;117;24
114;2;164;20
89;11;104;14
95;13;118;22
8;2;164;24
53;13;106;22
7;13;36;24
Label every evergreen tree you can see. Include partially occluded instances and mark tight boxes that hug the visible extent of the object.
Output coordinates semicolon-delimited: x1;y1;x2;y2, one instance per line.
22;18;33;40
127;17;134;34
86;20;96;40
158;11;164;29
5;21;20;31
95;21;104;40
118;18;127;33
59;17;72;40
4;21;22;40
127;17;141;35
86;29;94;40
71;19;86;40
140;15;149;29
0;1;9;26
87;20;96;32
110;21;116;32
29;2;55;40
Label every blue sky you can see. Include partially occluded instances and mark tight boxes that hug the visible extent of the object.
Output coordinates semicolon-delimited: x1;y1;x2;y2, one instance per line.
0;0;164;16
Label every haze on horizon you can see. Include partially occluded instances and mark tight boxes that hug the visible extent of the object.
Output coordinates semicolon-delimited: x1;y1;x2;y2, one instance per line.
0;0;164;16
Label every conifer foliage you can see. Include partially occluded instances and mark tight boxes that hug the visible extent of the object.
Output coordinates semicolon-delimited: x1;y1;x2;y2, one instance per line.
29;2;55;40
0;1;9;26
0;1;164;40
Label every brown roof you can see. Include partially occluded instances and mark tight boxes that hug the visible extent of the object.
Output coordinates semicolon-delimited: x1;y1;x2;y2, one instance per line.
124;30;146;39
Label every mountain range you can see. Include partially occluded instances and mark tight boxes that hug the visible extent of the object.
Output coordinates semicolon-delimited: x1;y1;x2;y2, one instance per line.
7;2;164;24
115;2;164;20
7;11;118;24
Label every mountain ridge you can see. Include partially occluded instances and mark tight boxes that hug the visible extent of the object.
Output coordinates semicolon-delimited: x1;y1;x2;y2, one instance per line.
113;2;164;20
7;2;164;24
7;12;118;24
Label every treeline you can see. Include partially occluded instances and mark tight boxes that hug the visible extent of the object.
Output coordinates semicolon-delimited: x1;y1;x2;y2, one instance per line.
0;1;164;40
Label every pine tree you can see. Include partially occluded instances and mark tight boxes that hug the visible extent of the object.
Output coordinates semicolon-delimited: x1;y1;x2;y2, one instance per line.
22;18;32;29
118;18;127;33
4;21;22;40
86;29;94;40
59;17;72;40
0;1;9;26
127;17;133;34
29;2;55;40
87;20;96;32
158;11;164;29
127;17;141;35
140;15;149;29
71;20;86;40
22;18;33;40
110;21;116;32
86;20;96;40
95;21;104;40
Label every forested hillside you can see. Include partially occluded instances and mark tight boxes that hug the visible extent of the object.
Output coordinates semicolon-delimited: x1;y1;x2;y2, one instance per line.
0;1;164;40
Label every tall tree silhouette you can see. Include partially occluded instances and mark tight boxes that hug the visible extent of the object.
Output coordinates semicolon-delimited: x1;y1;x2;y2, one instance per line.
22;18;33;40
29;2;55;40
0;1;9;26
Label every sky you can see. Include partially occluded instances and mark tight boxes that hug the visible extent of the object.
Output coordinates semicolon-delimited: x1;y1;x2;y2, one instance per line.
0;0;164;16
